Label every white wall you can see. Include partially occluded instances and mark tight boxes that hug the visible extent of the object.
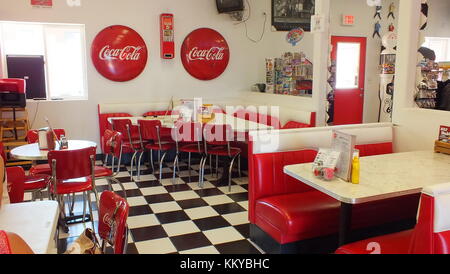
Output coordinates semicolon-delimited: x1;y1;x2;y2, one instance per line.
330;0;399;124
426;0;450;38
393;0;450;152
0;0;316;146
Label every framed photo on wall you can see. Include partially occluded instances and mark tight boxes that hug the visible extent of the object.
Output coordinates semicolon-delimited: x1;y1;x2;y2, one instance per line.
272;0;315;31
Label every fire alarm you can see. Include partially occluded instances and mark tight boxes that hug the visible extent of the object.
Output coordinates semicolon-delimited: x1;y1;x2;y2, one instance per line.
342;15;355;26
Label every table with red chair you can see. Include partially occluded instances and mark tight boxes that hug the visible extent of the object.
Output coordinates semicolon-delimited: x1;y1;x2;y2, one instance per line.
284;151;450;247
108;113;273;191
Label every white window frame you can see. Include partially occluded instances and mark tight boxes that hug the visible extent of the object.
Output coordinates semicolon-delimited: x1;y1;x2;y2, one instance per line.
0;21;89;101
423;37;450;63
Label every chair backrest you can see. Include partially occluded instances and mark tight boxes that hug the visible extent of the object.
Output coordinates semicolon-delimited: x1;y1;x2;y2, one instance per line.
27;129;66;144
98;191;130;254
173;122;203;143
48;146;97;181
5;167;25;204
111;119;134;142
203;124;234;146
138;120;162;142
104;130;123;159
0;142;6;163
410;183;450;254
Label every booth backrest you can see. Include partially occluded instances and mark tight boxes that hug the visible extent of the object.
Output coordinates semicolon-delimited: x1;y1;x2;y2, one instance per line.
410;183;450;254
248;123;395;223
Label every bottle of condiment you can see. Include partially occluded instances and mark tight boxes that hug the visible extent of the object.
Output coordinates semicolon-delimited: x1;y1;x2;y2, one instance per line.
351;155;360;184
46;130;56;150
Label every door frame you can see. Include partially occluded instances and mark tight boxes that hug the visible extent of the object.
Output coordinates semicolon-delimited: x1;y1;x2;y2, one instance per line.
330;36;367;125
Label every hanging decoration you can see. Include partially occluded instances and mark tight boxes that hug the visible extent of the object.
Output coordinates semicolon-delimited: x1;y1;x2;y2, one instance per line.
286;28;305;46
373;21;382;39
420;0;429;30
374;5;382;20
387;2;396;20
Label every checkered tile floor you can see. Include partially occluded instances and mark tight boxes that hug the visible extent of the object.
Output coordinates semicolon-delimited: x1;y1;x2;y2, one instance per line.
24;157;263;254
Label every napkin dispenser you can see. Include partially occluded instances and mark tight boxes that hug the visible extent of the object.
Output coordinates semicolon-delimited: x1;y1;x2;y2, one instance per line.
38;127;56;150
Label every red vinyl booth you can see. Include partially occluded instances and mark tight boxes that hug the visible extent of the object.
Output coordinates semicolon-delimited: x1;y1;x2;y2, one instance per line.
248;124;420;253
336;182;450;254
0;79;26;108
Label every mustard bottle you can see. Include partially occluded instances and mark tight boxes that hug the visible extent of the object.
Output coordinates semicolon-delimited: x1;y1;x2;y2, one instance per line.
351;155;360;184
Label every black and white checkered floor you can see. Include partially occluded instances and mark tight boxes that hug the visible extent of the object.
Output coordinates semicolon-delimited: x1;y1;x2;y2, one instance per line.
24;158;264;254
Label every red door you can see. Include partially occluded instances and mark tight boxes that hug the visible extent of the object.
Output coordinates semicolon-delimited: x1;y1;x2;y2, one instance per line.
331;36;366;125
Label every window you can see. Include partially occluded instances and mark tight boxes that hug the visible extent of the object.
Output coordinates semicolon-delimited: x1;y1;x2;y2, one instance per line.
0;21;88;100
423;37;450;63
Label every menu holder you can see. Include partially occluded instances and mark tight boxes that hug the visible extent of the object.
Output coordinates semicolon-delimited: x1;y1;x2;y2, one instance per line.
331;130;356;182
435;125;450;155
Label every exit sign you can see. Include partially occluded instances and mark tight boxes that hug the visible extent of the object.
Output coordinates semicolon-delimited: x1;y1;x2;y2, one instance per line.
342;15;355;26
31;0;53;7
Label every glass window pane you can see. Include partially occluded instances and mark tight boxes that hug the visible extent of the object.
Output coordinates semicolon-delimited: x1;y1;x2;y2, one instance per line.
2;22;45;55
336;42;361;89
44;25;87;99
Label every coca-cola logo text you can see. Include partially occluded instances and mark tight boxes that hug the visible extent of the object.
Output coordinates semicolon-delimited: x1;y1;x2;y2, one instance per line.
187;47;225;61
99;46;142;61
91;25;148;82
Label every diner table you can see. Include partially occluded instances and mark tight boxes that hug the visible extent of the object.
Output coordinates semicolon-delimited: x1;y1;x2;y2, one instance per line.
109;113;274;185
108;113;274;132
9;140;98;231
283;151;450;246
10;140;98;161
0;201;59;254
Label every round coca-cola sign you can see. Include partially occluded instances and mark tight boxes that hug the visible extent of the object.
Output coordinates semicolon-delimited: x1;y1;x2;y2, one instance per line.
181;28;230;81
91;25;148;82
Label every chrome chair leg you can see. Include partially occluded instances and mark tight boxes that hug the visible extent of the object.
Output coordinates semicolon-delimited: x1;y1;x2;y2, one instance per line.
111;177;127;199
149;150;155;172
70;193;76;216
238;155;242;178
104;154;108;167
87;191;95;231
130;151;138;181
137;151;145;181
228;155;239;192
172;153;179;185
200;156;208;188
198;156;205;188
82;192;87;224
188;152;192;178
159;151;168;181
216;155;219;178
209;155;213;176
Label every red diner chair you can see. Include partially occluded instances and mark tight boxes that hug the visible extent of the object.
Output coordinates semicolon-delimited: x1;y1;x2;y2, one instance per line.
94;130;127;199
111;119;143;181
98;191;130;254
138;120;175;181
336;182;450;254
202;124;241;191
27;129;66;176
48;146;99;232
1;142;50;201
172;121;205;183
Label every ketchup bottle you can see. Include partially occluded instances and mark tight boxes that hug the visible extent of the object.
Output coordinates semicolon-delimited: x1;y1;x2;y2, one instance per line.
46;130;56;150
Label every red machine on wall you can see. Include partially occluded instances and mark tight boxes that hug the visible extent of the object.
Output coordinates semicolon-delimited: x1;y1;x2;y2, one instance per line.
0;79;26;108
160;13;175;59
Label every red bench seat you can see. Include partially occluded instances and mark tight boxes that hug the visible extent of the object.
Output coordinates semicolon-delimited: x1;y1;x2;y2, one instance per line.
249;142;420;246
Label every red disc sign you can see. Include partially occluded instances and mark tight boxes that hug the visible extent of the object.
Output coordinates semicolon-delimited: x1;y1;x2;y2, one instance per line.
91;25;148;82
181;28;230;81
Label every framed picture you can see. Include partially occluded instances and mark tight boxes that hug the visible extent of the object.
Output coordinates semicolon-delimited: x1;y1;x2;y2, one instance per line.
272;0;315;31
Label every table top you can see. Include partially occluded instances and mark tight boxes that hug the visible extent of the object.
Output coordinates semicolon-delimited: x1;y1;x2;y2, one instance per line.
10;140;98;161
108;113;273;132
284;151;450;204
0;201;59;254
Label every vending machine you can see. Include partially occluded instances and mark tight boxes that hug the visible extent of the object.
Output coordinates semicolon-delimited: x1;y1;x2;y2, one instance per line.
160;13;175;59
